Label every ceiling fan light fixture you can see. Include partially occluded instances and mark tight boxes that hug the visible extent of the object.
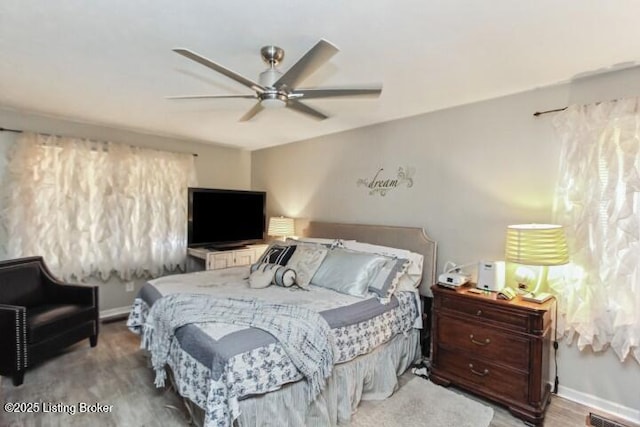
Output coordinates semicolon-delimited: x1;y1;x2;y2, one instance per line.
260;92;287;108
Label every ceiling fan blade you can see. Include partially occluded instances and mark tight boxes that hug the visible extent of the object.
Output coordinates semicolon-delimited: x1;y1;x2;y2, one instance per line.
239;102;265;122
286;100;328;121
274;39;339;90
173;48;266;94
166;94;257;100
291;86;382;99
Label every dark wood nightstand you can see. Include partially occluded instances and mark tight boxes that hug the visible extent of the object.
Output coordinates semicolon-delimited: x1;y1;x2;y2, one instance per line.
430;284;554;426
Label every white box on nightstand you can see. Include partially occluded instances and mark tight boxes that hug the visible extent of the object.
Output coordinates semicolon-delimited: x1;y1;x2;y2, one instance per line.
476;260;505;292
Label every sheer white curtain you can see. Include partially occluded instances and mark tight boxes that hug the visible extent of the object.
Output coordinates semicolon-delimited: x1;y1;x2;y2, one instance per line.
1;132;197;281
552;97;640;363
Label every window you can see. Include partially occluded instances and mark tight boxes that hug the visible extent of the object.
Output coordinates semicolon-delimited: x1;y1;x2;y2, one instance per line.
552;98;640;363
1;132;197;281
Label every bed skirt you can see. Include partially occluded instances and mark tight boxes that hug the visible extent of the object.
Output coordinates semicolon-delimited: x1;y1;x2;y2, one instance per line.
186;328;420;427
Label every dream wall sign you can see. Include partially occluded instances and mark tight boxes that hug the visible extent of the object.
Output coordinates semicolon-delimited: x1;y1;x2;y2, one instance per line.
357;167;415;196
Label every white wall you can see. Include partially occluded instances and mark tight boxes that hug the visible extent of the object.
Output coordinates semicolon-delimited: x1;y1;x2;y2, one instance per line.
251;67;640;421
0;107;252;313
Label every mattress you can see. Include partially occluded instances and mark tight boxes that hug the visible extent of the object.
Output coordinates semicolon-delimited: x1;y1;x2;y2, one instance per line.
127;265;420;426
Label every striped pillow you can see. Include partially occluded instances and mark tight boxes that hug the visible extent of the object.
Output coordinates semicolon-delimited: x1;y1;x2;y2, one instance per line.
257;243;297;265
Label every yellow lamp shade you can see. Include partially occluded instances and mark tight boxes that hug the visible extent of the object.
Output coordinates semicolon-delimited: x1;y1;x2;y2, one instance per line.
268;216;294;237
505;224;569;266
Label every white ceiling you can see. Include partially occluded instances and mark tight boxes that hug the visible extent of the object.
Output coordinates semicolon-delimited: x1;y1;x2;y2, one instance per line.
1;1;639;151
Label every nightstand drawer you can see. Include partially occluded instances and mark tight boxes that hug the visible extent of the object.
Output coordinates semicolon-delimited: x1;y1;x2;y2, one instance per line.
437;315;530;371
437;348;528;402
440;295;529;332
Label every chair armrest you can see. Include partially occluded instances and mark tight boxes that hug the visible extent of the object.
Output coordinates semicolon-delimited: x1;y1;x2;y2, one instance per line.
0;304;28;375
48;283;98;307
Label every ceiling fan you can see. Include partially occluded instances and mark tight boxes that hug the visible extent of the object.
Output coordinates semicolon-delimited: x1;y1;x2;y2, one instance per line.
168;39;382;121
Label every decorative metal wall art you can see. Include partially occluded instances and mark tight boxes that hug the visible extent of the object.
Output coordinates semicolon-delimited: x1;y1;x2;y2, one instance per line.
357;167;414;196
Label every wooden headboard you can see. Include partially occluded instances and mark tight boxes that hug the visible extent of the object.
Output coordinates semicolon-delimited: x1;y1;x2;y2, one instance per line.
303;221;437;297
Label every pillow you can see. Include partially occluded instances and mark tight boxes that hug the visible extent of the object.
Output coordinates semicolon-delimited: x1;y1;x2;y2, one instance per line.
272;265;297;287
257;243;297;265
396;271;422;292
310;248;388;298
342;241;424;289
368;257;410;301
285;243;328;289
285;237;354;248
249;263;297;288
249;264;276;289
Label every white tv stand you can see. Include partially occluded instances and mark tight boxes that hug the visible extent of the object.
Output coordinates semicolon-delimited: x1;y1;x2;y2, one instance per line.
187;243;269;271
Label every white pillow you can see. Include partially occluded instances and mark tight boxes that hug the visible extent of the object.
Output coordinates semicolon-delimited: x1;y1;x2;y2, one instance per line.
285;237;355;248
285;243;328;289
249;263;298;288
249;265;276;289
342;241;424;289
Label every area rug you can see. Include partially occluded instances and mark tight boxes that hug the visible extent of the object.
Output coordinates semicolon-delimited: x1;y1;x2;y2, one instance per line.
349;377;494;427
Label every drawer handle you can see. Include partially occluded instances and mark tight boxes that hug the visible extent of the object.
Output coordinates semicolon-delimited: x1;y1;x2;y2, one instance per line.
476;309;483;316
469;334;491;346
468;363;489;377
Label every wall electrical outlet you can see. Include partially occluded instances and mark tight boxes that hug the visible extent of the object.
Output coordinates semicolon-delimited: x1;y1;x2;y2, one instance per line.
125;282;135;292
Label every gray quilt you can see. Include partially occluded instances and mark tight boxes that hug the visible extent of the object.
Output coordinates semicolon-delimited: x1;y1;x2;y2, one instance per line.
127;268;418;427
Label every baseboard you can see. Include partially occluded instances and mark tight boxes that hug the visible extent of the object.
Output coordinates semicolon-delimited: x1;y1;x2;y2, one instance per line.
558;385;640;426
99;306;130;322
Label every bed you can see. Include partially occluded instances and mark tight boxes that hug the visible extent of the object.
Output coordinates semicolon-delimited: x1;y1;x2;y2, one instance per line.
127;221;437;427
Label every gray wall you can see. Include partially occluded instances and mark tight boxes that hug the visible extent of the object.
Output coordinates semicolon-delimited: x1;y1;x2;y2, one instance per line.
252;88;566;276
0;107;251;189
251;67;640;418
0;107;252;313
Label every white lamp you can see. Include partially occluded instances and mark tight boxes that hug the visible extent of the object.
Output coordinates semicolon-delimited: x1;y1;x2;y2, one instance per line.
268;216;294;241
505;224;569;302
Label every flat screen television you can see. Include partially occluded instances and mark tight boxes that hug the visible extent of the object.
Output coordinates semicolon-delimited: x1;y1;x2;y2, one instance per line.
188;187;266;249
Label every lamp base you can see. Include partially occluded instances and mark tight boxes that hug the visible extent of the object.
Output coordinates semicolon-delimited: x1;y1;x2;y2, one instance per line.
521;292;553;304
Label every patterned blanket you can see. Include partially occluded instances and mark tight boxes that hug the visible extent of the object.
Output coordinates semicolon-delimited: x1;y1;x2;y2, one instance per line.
141;293;335;427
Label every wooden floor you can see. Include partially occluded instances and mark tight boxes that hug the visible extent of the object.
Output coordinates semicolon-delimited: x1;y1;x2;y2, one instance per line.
0;320;628;426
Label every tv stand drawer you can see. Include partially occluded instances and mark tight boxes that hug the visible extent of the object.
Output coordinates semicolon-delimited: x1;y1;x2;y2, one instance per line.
204;244;268;270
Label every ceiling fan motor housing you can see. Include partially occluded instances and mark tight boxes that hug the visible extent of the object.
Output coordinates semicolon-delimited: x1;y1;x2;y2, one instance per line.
259;58;287;107
259;68;283;87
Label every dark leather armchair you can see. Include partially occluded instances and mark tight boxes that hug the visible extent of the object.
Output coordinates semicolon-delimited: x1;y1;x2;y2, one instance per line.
0;256;99;386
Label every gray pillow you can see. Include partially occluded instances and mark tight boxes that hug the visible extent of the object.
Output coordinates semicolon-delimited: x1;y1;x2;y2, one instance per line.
368;257;410;301
311;248;387;297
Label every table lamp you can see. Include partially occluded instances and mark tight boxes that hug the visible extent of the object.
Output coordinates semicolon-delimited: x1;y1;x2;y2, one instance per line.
267;216;294;241
505;224;569;303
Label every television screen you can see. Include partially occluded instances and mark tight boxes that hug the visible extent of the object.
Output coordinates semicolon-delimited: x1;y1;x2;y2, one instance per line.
188;188;266;248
